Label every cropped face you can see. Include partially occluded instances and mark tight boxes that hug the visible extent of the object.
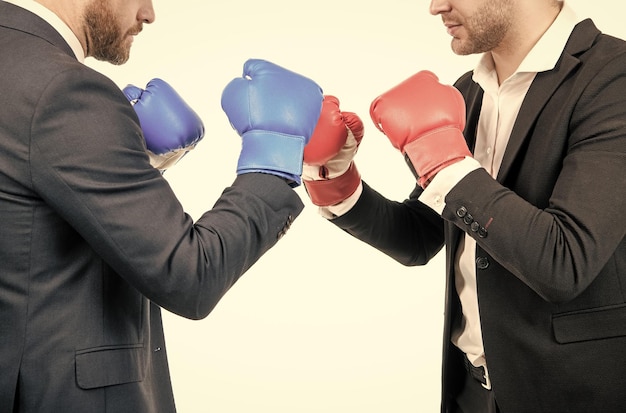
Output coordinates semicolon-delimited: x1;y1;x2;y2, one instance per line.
430;0;514;55
83;0;155;64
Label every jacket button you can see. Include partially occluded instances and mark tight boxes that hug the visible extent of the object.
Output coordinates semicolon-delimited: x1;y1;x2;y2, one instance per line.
476;257;490;270
456;206;468;218
277;215;294;239
470;221;480;232
463;213;474;225
478;227;488;238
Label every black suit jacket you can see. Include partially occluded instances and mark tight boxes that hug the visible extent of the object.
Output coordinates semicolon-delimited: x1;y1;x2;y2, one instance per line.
333;19;626;413
0;3;303;412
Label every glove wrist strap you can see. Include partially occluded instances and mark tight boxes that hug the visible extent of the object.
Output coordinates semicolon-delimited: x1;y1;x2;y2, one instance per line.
238;130;305;186
403;127;471;188
303;162;361;206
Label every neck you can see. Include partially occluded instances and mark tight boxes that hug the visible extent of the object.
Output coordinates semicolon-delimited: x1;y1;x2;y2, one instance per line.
491;2;562;84
34;0;88;55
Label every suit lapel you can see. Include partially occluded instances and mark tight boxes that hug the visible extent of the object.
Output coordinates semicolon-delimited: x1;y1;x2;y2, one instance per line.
495;61;577;182
496;19;600;183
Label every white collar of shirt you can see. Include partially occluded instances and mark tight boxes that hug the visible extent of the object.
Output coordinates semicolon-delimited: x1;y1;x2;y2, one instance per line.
473;1;581;87
5;0;85;63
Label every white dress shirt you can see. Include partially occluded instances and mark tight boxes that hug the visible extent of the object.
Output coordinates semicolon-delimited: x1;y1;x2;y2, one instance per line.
4;0;85;63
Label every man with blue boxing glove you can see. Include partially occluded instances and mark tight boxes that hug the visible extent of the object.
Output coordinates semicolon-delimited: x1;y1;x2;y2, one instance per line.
0;0;321;409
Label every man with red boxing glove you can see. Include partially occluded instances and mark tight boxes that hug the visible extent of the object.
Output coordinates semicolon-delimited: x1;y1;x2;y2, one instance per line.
0;1;323;412
304;1;626;412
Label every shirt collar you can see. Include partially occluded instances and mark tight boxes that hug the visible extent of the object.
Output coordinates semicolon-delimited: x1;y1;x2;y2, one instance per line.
4;0;85;63
473;1;581;85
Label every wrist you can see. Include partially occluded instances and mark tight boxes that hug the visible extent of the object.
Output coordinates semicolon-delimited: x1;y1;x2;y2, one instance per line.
148;147;192;171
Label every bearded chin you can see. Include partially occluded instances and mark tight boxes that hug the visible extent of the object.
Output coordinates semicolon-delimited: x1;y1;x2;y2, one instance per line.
95;42;130;65
84;1;132;65
88;27;131;65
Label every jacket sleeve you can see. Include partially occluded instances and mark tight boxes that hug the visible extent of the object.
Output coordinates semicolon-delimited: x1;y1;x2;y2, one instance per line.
29;67;303;319
331;181;445;267
443;54;626;304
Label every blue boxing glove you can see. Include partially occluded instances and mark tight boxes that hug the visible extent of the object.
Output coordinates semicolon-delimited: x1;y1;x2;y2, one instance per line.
221;59;324;186
124;79;205;171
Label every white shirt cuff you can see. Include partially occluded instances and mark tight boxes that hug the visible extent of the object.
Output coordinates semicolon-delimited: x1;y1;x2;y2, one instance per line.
418;157;481;215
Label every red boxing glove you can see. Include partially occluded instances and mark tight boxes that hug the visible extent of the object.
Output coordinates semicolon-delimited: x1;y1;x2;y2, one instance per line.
303;96;364;206
369;70;471;188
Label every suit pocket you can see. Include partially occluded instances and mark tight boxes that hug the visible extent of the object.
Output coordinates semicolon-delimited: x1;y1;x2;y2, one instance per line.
552;303;626;344
75;344;146;389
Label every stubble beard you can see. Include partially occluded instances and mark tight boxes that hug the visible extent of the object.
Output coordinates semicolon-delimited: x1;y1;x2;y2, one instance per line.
83;0;141;65
451;1;513;56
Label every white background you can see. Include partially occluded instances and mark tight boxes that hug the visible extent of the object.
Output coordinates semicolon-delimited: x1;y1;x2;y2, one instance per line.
87;1;625;411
